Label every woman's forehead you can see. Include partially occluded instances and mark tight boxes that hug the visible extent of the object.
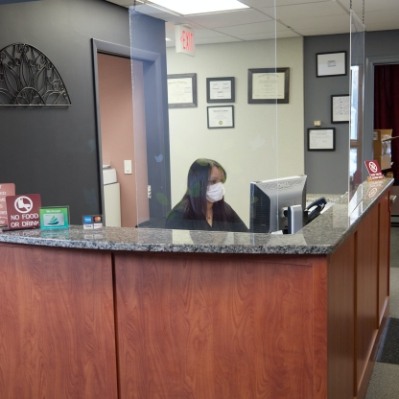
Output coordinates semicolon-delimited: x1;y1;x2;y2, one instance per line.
210;166;225;179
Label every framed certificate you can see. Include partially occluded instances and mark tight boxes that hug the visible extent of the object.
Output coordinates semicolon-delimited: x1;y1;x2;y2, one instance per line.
167;73;197;108
316;52;347;77
331;94;350;123
307;128;335;151
207;106;234;129
248;67;289;104
206;77;235;103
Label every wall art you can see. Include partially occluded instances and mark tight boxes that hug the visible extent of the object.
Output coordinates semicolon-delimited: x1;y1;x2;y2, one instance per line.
0;43;71;106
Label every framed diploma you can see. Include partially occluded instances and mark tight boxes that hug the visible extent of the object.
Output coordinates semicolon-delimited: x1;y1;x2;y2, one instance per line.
167;73;197;108
331;94;350;123
206;77;235;103
207;106;234;129
248;67;289;104
316;52;347;77
307;128;335;151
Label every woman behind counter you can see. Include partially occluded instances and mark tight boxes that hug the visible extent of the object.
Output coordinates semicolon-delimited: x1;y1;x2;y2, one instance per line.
165;158;248;232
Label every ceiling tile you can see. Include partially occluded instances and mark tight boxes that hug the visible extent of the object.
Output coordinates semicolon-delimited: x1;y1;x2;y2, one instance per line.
106;0;399;42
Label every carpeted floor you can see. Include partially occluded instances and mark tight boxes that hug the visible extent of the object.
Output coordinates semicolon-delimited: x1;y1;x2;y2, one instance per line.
391;226;399;268
391;227;399;267
377;318;399;365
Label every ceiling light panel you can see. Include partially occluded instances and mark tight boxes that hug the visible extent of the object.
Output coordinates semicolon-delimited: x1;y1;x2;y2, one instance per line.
149;0;249;15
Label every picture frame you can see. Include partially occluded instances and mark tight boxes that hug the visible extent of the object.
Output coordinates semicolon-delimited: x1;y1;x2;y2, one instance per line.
248;67;290;104
206;77;235;103
167;73;197;108
331;94;350;123
207;105;234;129
316;51;347;77
307;128;336;151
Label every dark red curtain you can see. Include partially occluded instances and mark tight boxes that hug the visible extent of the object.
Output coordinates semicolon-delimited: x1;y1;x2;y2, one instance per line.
374;64;399;184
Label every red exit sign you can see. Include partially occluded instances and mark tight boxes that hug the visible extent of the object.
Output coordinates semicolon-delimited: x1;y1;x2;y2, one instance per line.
175;25;195;56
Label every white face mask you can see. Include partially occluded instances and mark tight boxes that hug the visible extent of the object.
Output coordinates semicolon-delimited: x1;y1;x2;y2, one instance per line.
206;182;225;203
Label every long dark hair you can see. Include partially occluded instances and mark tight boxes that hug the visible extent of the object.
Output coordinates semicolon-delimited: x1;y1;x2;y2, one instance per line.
181;158;227;219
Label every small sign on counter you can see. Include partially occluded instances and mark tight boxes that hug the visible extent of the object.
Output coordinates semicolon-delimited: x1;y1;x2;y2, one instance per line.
364;160;384;181
0;183;16;227
82;215;103;229
40;206;70;230
6;194;41;230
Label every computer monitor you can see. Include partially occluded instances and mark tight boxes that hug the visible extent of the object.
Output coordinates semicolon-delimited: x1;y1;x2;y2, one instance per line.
249;175;307;234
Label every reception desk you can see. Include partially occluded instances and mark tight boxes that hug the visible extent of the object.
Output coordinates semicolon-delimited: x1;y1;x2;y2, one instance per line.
0;178;393;399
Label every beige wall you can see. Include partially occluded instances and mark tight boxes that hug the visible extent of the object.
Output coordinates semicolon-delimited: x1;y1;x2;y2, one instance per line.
98;54;137;227
167;37;304;225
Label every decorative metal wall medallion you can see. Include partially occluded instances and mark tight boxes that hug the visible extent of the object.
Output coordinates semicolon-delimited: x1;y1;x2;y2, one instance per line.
0;43;71;106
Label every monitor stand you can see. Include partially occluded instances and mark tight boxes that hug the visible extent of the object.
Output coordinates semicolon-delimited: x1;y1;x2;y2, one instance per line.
285;204;303;234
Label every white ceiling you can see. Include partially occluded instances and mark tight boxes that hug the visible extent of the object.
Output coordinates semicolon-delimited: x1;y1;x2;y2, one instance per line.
105;0;399;46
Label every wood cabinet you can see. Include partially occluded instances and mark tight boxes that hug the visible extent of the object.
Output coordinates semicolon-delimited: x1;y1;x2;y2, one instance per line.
115;253;328;399
327;235;355;399
113;194;390;399
328;192;390;399
0;245;118;399
0;191;391;399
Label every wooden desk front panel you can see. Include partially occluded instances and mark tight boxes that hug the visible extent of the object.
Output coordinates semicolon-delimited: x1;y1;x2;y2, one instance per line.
356;205;379;394
0;244;118;399
327;235;355;399
378;191;390;325
115;253;328;399
0;191;390;399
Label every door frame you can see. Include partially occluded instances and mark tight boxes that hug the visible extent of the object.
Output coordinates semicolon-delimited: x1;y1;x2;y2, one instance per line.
91;38;170;222
364;55;399;180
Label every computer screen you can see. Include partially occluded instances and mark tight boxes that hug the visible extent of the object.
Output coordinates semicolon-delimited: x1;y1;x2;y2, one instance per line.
249;175;307;233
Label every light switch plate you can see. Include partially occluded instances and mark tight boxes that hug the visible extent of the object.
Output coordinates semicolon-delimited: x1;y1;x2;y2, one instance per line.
124;160;132;174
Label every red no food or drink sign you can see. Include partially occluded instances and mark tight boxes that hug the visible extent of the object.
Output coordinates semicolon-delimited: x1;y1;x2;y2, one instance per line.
6;194;42;230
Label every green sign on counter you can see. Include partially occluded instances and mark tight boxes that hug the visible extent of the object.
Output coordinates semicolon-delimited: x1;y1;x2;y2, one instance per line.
39;206;69;230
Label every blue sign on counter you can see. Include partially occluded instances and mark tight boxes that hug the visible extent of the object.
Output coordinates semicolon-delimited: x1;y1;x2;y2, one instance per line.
82;215;103;229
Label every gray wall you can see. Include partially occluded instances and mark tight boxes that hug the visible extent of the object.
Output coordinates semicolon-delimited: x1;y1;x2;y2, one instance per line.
304;34;350;194
0;0;129;223
0;0;169;224
304;30;399;194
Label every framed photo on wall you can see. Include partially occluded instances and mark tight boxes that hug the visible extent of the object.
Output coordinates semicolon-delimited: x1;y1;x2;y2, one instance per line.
248;67;290;104
167;73;197;108
316;52;347;77
206;77;235;103
307;128;336;151
331;94;350;123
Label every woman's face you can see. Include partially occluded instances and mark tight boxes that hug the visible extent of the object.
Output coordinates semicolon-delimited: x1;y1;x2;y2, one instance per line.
208;166;225;185
206;166;226;204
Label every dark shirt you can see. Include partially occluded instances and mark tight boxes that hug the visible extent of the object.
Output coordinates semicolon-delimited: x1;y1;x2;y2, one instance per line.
165;202;248;232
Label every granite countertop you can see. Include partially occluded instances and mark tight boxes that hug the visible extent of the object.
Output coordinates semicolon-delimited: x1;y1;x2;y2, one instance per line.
0;178;393;255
